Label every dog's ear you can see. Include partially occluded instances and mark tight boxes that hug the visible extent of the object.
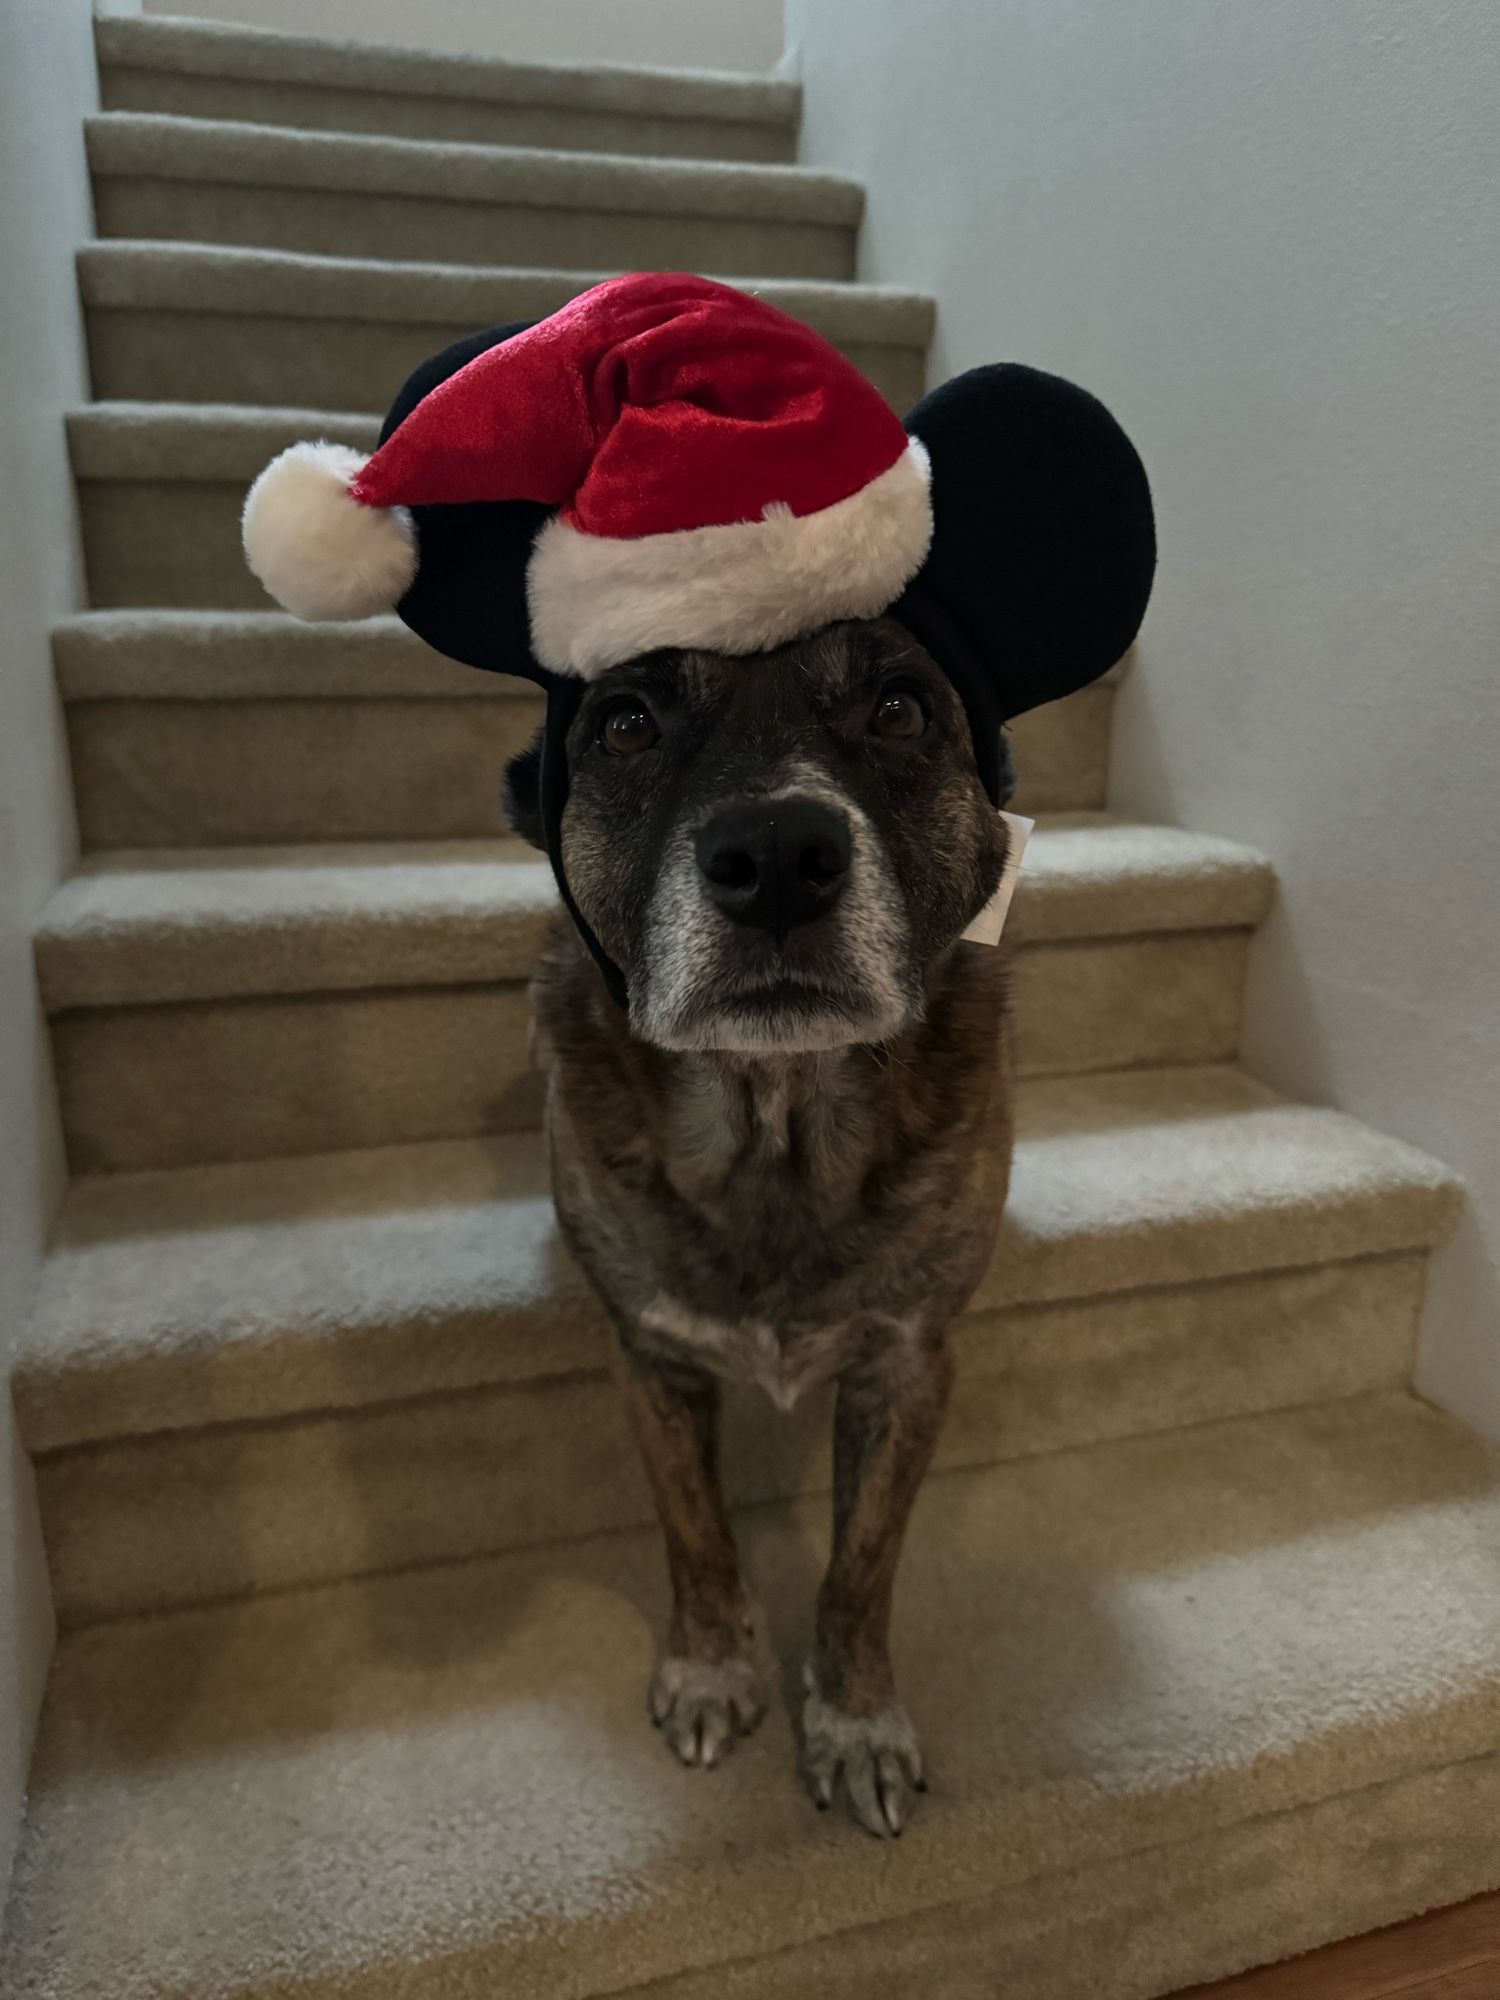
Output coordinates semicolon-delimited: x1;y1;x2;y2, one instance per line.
906;364;1155;720
502;727;546;849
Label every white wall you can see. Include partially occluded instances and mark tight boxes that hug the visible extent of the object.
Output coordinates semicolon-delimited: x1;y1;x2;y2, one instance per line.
0;0;96;1903
142;0;785;75
791;0;1500;1436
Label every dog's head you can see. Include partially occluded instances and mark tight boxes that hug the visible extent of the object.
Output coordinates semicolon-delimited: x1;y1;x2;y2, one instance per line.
505;617;1009;1053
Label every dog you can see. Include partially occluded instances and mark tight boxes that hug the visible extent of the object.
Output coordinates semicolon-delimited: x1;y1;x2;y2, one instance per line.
240;272;1154;1837
505;613;1016;1837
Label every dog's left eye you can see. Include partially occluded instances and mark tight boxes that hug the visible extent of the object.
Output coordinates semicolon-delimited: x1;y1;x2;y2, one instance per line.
600;701;661;756
869;686;928;741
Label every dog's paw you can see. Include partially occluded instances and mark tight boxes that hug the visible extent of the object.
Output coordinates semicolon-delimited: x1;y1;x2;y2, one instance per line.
801;1670;925;1837
649;1654;766;1769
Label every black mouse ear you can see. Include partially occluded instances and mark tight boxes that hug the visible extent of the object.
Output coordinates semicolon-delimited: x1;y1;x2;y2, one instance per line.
379;323;554;682
905;363;1156;721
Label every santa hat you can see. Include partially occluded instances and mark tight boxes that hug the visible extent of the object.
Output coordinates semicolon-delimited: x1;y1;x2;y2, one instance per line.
243;273;933;677
242;272;1155;996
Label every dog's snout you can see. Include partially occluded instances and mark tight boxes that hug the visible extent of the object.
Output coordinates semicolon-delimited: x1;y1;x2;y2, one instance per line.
694;796;852;935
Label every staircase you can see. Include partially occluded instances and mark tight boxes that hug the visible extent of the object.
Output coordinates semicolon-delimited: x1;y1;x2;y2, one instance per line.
4;14;1499;1998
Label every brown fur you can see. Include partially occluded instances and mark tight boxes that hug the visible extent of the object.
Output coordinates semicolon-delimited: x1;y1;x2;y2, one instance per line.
518;621;1014;1836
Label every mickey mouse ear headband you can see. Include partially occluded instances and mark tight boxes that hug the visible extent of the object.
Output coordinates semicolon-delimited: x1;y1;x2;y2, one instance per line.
242;272;1155;987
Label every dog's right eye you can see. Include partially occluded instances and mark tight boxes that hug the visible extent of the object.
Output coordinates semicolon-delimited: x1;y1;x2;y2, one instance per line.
869;685;928;742
599;701;660;756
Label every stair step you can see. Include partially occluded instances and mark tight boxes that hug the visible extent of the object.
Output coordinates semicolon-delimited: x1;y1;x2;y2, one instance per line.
54;607;498;700
79;241;932;412
33;823;1274;1170
53;610;1110;840
38;838;552;1006
96;12;802;163
69;400;375;610
68;397;377;479
36;819;1270;1007
15;1066;1460;1616
5;1395;1499;1998
23;1063;1451;1443
86;111;860;277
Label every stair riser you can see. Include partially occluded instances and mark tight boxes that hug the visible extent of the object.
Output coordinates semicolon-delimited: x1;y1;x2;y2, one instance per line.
523;1759;1500;2000
69;697;541;847
93;178;856;282
51;931;1251;1171
65;686;1112;848
34;1249;1424;1622
85;306;927;417
78;480;271;610
99;68;800;164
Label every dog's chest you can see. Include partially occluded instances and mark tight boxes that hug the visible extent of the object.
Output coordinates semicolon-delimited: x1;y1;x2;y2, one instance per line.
558;1058;935;1403
623;1141;918;1405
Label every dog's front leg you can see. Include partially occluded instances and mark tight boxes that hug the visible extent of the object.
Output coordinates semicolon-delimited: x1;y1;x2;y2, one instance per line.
616;1346;767;1768
803;1329;953;1836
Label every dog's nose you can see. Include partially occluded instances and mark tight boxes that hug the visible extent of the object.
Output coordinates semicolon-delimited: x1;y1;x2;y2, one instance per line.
694;796;852;935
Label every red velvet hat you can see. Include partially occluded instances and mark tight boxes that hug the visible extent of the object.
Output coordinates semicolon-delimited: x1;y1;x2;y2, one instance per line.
241;272;1154;1001
243;272;933;678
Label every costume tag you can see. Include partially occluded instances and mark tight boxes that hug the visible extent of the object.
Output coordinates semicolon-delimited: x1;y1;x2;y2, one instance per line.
962;811;1034;946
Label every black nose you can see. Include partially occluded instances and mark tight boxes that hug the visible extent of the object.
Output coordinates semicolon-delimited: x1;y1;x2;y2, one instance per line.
694;796;852;936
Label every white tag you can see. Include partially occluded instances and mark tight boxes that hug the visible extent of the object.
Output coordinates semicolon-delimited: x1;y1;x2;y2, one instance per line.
961;810;1034;946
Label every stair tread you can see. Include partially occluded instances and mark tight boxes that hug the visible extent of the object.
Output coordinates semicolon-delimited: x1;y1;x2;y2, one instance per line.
85;110;862;223
4;1392;1498;1999
52;607;1126;701
16;1064;1460;1452
96;10;803;128
53;608;529;699
68;399;380;481
78;239;934;344
33;818;1275;1011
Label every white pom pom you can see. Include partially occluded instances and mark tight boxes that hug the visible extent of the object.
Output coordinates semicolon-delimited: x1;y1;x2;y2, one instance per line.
242;441;416;621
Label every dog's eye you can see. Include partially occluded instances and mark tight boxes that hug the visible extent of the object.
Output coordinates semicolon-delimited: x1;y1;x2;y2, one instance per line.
869;686;927;741
599;700;660;756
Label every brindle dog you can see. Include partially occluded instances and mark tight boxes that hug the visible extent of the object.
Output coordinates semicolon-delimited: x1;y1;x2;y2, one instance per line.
506;613;1014;1838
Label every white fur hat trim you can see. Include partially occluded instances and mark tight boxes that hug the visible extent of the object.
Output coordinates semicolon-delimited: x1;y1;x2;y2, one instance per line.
241;441;416;621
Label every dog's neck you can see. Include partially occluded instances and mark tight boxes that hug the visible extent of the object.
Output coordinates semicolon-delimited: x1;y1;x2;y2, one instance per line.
537;922;1009;1329
538;920;1006;1218
654;1045;883;1205
634;944;1004;1215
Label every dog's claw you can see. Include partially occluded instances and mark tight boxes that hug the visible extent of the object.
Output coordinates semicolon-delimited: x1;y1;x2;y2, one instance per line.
801;1676;925;1838
649;1655;766;1770
877;1752;909;1834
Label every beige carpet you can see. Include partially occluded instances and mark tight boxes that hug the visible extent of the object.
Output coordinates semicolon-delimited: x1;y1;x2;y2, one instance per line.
87;110;861;278
3;12;1491;1996
6;1395;1500;1999
95;9;803;160
15;1062;1459;1619
51;611;1102;845
77;242;932;409
32;817;1271;1169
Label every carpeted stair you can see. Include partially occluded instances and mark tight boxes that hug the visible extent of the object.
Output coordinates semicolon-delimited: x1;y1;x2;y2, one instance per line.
86;111;862;275
94;10;803;159
77;242;933;408
32;817;1273;1167
2;14;1494;1998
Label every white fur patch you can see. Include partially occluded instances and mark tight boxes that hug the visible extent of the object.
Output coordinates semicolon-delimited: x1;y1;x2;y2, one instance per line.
242;440;416;621
640;1294;790;1403
526;440;933;678
638;1293;909;1409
